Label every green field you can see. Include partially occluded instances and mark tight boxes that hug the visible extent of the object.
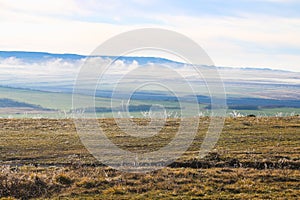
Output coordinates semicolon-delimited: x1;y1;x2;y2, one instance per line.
0;86;300;119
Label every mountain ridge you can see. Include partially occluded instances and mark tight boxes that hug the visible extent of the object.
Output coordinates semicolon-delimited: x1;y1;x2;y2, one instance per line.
0;50;296;73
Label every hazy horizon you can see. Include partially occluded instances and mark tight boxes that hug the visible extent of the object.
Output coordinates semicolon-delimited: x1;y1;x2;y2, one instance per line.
1;50;300;73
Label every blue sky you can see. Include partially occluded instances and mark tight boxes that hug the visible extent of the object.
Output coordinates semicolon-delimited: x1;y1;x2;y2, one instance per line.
0;0;299;71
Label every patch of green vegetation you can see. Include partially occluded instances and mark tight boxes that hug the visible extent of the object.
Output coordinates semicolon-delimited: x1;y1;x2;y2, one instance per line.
0;86;187;114
1;86;299;118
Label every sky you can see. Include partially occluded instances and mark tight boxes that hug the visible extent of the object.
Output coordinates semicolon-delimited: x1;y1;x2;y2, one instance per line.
0;0;300;72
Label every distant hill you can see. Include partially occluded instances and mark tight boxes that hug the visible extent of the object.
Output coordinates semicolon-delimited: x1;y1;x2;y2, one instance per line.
0;51;183;65
0;98;53;111
0;51;85;61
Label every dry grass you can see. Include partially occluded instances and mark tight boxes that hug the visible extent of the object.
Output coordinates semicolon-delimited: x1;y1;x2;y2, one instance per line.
0;166;299;199
0;117;299;199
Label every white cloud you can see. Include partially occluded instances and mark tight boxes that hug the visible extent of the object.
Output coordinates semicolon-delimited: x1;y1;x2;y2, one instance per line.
0;0;86;18
0;0;299;72
155;14;300;71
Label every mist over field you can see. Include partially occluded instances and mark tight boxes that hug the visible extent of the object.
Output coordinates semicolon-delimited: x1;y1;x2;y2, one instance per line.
0;51;299;118
1;51;299;96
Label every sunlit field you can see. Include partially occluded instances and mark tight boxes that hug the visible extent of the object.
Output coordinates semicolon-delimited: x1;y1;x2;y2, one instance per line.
0;116;299;199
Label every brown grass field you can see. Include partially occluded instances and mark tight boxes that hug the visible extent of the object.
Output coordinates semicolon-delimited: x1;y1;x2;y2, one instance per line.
0;117;299;199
